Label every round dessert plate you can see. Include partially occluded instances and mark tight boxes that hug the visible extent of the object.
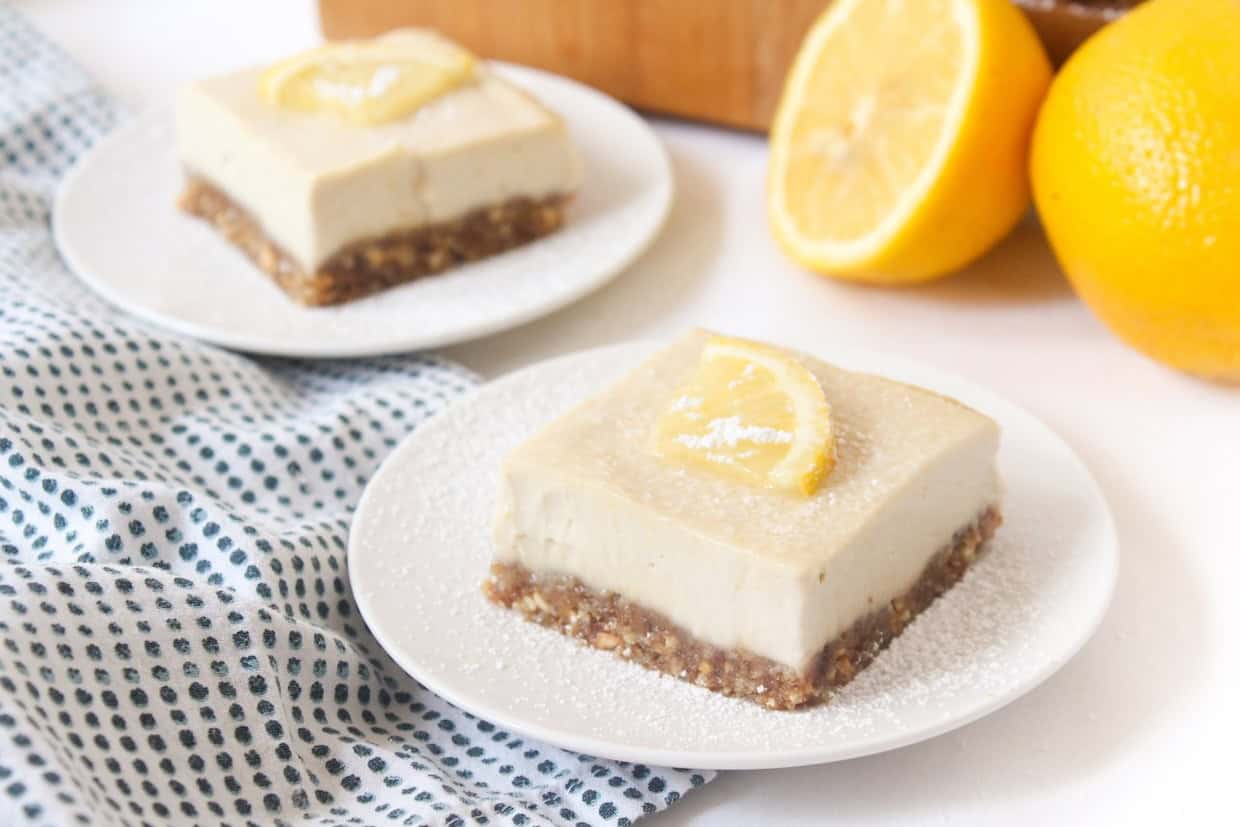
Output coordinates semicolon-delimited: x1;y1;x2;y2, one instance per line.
53;65;672;358
349;341;1118;770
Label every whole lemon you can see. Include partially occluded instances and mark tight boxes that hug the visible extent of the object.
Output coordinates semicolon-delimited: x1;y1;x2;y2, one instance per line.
1031;0;1240;381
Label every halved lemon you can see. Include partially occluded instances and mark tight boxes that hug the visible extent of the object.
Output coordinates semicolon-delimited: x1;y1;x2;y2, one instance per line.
767;0;1050;283
653;336;835;496
258;34;476;126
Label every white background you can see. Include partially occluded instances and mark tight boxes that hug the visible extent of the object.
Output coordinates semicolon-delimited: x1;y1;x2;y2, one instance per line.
20;2;1235;824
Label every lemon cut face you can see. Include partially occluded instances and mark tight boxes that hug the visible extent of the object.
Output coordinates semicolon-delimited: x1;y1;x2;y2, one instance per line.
259;36;476;125
771;0;969;257
767;0;1050;282
654;336;836;496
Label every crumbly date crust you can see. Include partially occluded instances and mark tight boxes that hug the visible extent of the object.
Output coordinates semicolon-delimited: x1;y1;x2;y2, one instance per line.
484;507;1002;710
178;176;568;307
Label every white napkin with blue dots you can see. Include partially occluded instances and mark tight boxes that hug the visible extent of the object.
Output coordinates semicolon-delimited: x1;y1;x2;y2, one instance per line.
0;5;712;824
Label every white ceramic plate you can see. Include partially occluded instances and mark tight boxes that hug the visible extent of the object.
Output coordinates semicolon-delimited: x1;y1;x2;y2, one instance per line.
349;342;1118;770
53;65;672;358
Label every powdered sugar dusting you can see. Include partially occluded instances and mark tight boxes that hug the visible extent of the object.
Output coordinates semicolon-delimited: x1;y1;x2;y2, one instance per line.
675;415;793;449
367;65;402;96
311;64;406;105
351;344;1117;767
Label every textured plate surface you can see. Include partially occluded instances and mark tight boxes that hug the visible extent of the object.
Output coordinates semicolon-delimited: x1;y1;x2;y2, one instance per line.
53;65;672;358
349;342;1118;770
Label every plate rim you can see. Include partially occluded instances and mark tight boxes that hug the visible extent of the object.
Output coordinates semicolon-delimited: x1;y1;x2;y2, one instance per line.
348;341;1120;770
52;63;674;359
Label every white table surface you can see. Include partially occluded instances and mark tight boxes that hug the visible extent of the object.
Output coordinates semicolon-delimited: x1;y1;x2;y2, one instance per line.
21;2;1236;824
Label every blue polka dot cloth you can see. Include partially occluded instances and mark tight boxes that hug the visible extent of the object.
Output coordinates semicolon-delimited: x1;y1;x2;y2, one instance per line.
0;6;712;825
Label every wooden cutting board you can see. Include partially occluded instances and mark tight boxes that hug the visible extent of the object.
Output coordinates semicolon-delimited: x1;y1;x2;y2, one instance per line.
318;0;1117;132
318;0;827;131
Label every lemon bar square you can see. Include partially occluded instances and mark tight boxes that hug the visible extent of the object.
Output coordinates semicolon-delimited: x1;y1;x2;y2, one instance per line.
175;30;581;306
485;331;1002;709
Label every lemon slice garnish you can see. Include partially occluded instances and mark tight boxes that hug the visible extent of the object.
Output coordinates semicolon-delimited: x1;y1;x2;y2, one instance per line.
654;336;836;496
258;36;476;125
